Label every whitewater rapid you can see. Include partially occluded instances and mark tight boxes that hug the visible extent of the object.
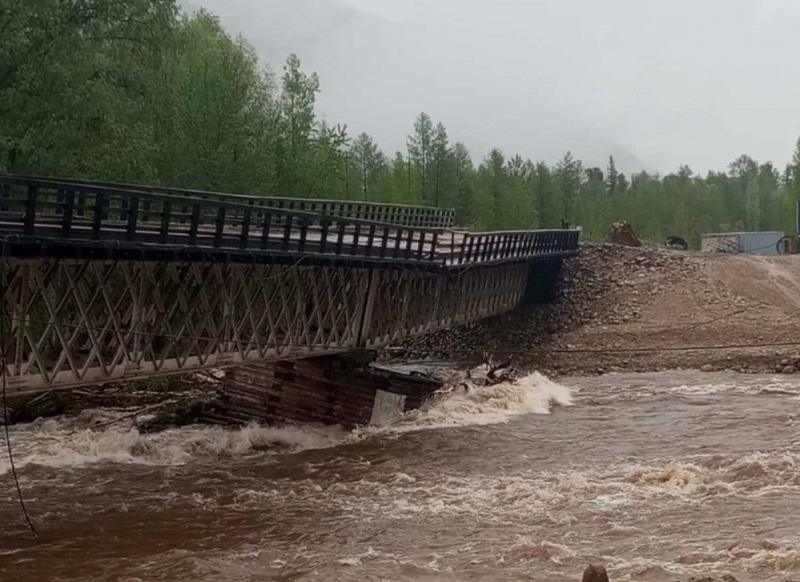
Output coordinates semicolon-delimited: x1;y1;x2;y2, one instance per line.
0;372;571;475
4;371;800;582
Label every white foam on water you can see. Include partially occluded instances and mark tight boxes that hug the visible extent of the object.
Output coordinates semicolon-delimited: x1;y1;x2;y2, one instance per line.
658;540;800;576
2;372;573;474
280;456;749;530
738;546;800;570
0;418;349;475
670;383;744;396
626;462;731;496
596;493;633;508
333;547;397;568
668;378;800;397
505;538;574;565
602;524;643;537
606;557;687;581
385;372;573;432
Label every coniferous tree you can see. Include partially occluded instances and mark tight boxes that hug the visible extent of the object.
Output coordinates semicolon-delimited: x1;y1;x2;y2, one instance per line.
606;156;619;195
276;54;320;197
351;132;384;201
430;122;451;207
476;149;506;229
407;112;433;204
452;142;475;225
555;151;583;224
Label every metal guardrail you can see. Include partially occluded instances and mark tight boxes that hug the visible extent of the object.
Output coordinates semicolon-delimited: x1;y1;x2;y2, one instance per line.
188;192;455;230
0;175;578;269
2;174;456;229
448;229;580;265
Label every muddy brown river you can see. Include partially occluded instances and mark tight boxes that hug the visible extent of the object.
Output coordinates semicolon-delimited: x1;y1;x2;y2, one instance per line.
3;371;800;582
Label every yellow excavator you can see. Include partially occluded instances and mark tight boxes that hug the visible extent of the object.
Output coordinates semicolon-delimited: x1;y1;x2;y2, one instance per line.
609;221;642;247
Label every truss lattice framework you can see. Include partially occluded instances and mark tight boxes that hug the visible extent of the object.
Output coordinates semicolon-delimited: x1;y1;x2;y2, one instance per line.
1;258;531;394
0;259;372;394
362;263;528;348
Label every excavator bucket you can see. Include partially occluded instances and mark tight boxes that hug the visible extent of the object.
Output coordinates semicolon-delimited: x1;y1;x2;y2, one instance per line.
609;221;642;247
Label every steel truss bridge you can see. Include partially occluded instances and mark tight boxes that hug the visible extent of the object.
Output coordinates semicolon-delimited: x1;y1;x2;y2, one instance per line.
0;174;579;395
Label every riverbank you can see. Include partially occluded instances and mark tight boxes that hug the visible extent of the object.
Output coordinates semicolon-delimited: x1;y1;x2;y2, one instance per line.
385;243;800;377
9;243;800;427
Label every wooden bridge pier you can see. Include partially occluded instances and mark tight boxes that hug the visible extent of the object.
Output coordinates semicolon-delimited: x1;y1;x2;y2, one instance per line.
210;353;442;428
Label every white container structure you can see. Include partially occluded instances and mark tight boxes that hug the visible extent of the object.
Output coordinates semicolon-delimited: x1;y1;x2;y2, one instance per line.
700;232;784;255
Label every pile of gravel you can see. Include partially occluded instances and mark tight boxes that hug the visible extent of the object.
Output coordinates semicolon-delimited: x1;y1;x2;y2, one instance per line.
383;243;703;362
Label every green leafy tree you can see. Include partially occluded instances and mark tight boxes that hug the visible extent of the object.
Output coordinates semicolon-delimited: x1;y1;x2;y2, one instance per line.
533;162;559;228
350;132;385;201
0;0;177;176
387;152;414;204
506;155;537;229
606;156;619;195
407;112;433;204
430;122;452;206
9;0;800;244
789;138;800;217
745;178;761;231
728;154;759;224
475;149;506;229
451;142;474;226
310;121;350;199
585;167;603;183
154;11;275;192
275;54;320;197
555;151;583;224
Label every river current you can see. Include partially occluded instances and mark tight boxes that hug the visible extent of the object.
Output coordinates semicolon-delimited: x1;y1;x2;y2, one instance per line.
2;371;800;582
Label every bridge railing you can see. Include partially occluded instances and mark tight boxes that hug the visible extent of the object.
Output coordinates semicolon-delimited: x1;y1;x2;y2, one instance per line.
442;229;581;266
0;175;448;262
181;192;455;230
0;176;578;268
1;174;455;229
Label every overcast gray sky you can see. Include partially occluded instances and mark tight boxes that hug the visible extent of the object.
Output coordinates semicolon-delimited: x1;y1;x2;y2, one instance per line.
194;0;800;175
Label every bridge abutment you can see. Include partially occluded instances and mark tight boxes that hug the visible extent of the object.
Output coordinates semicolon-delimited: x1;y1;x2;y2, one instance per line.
522;259;564;306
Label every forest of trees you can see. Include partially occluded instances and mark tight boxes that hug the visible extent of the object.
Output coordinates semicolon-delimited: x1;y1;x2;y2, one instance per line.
3;0;800;247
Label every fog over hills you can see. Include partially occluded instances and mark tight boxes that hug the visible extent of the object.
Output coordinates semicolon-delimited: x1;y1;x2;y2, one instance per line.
187;0;800;175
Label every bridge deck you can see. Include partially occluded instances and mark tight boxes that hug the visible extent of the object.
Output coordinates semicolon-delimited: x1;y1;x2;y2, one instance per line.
0;175;578;269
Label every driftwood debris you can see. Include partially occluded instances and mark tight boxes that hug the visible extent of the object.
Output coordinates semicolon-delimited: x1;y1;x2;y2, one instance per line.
482;352;518;385
446;359;521;396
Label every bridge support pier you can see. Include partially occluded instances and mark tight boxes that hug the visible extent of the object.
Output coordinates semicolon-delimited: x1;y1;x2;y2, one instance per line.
208;353;442;428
